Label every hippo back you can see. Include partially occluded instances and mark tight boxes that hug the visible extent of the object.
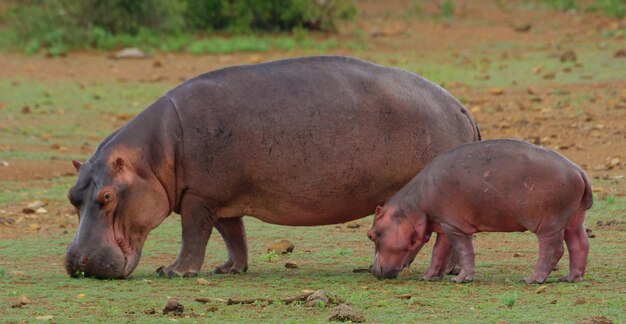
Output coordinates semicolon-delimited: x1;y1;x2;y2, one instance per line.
166;56;478;225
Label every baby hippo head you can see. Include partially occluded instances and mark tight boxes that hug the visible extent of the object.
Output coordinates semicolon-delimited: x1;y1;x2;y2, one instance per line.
368;205;431;279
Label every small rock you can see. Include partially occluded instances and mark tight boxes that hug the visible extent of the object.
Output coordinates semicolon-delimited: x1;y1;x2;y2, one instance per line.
396;294;413;299
513;23;532;33
22;201;46;214
112;48;148;60
328;304;365;323
536;285;546;294
543;72;557;79
346;222;361;229
614;49;626;58
576;315;613;324
305;290;341;308
152;59;163;68
143;308;156;315
585;229;595;238
195;278;212;286
267;239;294;254
35;207;47;214
35;315;53;320
285;262;298;269
489;88;504;95
550;299;557;304
163;299;184;315
11;295;30;308
560;50;577;62
206;306;218;312
21;105;31;114
513;252;522;257
0;160;8;167
574;297;586;305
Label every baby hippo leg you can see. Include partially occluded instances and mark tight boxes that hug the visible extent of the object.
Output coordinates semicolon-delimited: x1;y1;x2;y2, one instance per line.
560;221;589;282
525;230;564;284
422;233;453;280
441;224;475;283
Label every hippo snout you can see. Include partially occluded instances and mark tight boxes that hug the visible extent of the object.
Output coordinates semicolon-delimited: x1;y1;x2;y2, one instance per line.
370;263;401;279
65;242;127;279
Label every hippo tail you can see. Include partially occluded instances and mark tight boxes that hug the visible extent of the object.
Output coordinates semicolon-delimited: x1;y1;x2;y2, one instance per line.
580;171;593;210
459;107;481;142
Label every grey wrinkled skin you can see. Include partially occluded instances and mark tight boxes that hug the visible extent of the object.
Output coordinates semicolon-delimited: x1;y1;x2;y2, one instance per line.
65;56;480;279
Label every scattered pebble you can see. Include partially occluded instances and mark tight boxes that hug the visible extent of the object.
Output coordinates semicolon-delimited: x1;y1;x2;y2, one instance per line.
586;229;595;238
11;295;30;308
574;297;586;305
112;48;148;60
614;49;626;58
396;294;413;299
35;315;53;321
536;286;546;294
513;23;532;33
267;239;294;254
513;252;522;257
285;262;298;269
196;278;212;286
328;304;365;323
576;315;613;324
489;88;504;95
143;308;156;315
560;50;577;62
346;222;361;229
304;290;341;308
163;299;184;315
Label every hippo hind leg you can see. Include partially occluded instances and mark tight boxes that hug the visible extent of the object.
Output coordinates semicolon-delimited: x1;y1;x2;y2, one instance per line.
157;194;214;278
441;224;476;283
525;230;564;284
213;217;249;274
560;211;589;283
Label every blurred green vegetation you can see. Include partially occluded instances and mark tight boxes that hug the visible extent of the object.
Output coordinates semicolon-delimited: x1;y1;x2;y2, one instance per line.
0;0;356;56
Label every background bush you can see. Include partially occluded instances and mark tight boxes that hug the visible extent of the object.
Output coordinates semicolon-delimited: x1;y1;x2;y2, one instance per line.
0;0;356;55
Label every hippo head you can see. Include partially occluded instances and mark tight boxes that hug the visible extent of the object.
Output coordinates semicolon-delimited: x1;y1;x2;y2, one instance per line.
368;205;431;279
65;152;171;279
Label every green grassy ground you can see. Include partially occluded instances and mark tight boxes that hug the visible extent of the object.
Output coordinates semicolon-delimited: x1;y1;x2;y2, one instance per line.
0;197;624;322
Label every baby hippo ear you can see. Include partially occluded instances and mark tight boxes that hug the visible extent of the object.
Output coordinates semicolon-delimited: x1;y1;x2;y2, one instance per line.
374;206;383;220
71;160;82;172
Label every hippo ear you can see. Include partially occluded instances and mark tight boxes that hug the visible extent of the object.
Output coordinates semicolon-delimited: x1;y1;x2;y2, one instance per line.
375;205;383;219
72;160;82;172
113;157;125;172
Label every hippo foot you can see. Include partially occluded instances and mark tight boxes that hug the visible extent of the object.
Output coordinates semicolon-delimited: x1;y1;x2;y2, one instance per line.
450;271;474;283
422;274;444;281
213;261;248;275
523;274;548;284
558;275;583;283
156;266;198;278
421;271;444;281
446;267;460;276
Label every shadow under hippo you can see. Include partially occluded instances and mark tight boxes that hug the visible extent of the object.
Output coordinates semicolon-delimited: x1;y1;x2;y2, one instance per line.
65;56;480;279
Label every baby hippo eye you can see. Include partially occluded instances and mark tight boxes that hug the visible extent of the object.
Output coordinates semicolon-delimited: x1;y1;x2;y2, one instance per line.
103;192;112;201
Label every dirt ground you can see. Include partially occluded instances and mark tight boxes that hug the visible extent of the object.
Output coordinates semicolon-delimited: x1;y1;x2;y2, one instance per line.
0;0;625;239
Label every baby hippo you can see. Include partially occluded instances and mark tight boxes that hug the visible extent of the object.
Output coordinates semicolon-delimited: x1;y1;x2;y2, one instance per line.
368;139;592;284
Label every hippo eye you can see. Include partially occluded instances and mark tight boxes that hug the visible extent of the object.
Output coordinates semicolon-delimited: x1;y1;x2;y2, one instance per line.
103;192;112;201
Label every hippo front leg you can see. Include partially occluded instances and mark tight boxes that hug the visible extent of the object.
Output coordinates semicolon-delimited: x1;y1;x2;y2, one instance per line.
441;224;476;283
213;217;249;274
157;194;214;278
422;233;453;280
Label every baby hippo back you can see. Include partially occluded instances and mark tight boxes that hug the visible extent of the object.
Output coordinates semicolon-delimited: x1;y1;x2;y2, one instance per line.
420;139;589;234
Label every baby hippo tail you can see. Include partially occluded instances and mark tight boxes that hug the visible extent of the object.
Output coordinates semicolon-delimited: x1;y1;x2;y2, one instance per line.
581;172;593;210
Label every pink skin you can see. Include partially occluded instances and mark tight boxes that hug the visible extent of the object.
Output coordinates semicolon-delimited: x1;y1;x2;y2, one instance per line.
369;139;592;284
368;206;434;279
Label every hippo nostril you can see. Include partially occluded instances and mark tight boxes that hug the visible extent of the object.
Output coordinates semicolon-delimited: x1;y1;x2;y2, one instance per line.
80;255;89;266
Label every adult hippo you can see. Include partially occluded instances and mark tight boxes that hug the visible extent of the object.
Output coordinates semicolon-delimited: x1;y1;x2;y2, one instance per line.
65;56;480;279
